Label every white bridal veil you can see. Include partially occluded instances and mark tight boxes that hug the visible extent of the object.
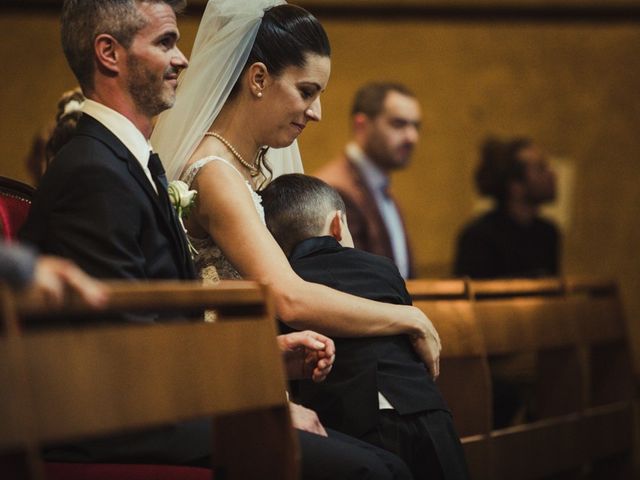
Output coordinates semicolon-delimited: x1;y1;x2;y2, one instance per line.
152;0;304;181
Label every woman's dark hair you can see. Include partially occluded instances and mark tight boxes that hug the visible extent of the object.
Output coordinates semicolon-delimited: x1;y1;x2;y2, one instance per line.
45;88;85;162
250;4;330;76
475;136;533;203
231;4;330;99
231;4;330;187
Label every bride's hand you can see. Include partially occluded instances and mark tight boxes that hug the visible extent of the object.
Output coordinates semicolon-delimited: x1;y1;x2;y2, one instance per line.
408;307;441;380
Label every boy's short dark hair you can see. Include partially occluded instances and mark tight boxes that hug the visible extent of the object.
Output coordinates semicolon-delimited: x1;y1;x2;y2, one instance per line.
259;174;346;256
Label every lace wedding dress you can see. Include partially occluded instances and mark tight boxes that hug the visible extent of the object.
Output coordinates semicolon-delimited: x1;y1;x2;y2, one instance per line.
182;156;264;284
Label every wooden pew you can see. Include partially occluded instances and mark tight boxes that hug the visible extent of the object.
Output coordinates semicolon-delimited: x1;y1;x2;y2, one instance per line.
470;278;585;479
0;280;298;480
566;276;635;479
470;277;636;479
470;278;579;422
407;279;492;480
409;277;637;479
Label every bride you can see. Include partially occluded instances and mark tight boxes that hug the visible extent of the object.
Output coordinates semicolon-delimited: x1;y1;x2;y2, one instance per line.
153;2;438;477
153;0;440;376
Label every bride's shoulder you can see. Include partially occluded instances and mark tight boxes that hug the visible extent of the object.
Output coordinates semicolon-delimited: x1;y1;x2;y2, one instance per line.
182;155;243;186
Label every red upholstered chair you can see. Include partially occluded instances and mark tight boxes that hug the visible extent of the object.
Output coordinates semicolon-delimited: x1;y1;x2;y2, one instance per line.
0;176;35;241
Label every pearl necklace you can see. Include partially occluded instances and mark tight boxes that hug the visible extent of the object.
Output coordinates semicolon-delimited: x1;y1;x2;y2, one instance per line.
204;132;259;177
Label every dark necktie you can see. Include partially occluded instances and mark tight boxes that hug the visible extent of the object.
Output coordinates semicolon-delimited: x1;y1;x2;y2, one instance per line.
148;152;193;275
148;152;169;197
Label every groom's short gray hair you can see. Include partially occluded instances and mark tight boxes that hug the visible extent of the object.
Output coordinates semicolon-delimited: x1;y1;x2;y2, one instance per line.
61;0;186;92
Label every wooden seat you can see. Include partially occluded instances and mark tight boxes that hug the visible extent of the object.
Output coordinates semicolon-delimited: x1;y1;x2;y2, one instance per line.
0;280;298;480
410;280;492;480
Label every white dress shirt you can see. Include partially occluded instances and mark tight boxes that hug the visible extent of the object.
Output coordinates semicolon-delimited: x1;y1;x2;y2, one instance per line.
81;99;157;193
347;143;410;279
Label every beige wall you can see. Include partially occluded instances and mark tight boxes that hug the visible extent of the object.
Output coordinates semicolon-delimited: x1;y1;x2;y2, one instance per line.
301;18;640;366
1;7;639;365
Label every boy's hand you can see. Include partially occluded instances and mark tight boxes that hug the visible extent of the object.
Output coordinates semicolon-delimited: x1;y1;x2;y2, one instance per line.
277;331;336;382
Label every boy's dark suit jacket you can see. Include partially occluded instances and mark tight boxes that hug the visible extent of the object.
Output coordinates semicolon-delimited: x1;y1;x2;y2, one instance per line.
20;114;207;465
285;236;448;438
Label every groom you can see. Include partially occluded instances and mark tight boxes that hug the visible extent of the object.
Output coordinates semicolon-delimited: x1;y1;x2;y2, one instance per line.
20;0;210;465
22;0;193;284
21;1;413;478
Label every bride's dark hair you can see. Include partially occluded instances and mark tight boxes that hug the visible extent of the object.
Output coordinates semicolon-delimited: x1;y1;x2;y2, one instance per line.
232;4;330;94
230;4;331;187
246;4;331;77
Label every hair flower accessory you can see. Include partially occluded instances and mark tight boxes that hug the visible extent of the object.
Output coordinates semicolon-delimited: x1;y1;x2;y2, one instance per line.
62;99;84;117
168;180;198;257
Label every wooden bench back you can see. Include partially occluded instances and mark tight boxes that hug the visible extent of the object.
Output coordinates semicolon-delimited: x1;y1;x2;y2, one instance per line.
408;276;637;480
566;277;635;477
0;281;297;480
409;279;492;480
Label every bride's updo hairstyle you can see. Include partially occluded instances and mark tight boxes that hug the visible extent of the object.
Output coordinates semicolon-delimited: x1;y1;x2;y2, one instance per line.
229;4;331;99
228;4;330;186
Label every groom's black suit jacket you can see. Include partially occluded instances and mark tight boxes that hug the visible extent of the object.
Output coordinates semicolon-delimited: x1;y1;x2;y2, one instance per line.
285;236;448;438
22;114;195;287
20;114;208;465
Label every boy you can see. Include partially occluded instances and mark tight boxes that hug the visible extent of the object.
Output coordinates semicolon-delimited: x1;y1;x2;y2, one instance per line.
260;174;469;480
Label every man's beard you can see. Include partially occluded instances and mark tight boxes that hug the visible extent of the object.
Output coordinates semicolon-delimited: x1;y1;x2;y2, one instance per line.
127;56;175;118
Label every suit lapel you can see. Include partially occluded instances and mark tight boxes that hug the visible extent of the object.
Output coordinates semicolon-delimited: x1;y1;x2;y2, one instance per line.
76;116;194;278
383;186;415;278
344;156;395;258
124;150;194;279
345;155;414;277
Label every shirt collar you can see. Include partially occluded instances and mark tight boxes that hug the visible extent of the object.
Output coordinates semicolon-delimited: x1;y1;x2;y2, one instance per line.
288;236;343;262
346;142;389;192
82;99;153;167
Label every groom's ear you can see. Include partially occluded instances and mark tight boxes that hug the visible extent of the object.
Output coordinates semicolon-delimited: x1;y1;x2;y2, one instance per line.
94;34;122;75
247;62;269;96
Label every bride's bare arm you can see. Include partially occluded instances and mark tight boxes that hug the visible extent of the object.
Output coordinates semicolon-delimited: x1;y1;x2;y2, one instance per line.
191;163;439;368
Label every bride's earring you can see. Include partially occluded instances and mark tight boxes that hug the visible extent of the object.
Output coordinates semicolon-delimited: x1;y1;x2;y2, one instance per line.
256;91;263;98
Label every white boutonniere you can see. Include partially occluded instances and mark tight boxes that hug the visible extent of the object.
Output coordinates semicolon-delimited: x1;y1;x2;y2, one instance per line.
168;180;198;257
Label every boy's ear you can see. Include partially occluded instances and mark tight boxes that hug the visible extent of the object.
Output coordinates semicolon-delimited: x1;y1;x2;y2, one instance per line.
329;210;343;241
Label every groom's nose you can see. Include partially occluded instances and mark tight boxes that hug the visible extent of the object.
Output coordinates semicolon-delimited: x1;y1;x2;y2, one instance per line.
172;47;189;72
